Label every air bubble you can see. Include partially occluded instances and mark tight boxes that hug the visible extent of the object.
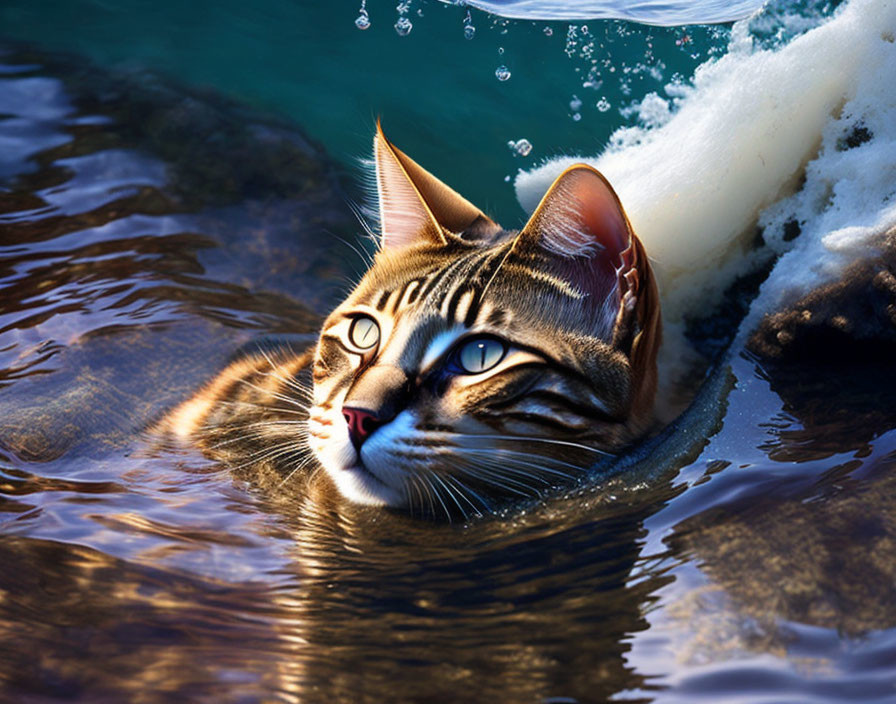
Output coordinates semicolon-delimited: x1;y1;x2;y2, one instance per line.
463;11;475;39
495;65;511;81
507;138;533;157
355;0;370;29
569;94;582;111
596;97;611;112
395;16;413;36
543;27;553;37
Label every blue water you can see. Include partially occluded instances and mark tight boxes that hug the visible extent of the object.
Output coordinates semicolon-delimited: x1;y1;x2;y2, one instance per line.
0;0;729;224
3;2;895;703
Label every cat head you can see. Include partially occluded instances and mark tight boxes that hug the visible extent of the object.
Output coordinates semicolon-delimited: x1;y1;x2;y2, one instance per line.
307;126;661;515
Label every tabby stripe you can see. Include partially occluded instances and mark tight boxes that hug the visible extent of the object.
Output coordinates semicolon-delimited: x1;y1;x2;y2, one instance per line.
417;257;463;302
405;278;424;305
394;278;423;312
489;389;621;424
444;283;469;322
375;289;392;311
462;248;509;327
497;412;588;433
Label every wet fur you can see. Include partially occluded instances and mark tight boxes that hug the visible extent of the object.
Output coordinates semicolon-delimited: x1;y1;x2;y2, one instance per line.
158;128;662;517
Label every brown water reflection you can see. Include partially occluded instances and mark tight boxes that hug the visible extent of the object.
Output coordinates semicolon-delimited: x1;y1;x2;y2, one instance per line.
2;47;896;704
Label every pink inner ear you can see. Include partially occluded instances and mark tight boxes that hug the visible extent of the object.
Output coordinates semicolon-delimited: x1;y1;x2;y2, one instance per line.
375;134;439;249
573;174;630;259
519;166;637;327
542;166;631;263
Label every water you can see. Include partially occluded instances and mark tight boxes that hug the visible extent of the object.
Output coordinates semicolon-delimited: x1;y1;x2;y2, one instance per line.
2;2;896;702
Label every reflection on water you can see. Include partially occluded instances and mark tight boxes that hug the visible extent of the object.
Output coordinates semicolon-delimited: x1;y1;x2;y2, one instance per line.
2;47;896;704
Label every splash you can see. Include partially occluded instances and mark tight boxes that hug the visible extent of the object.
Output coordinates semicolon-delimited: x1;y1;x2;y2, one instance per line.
440;0;765;27
516;0;896;340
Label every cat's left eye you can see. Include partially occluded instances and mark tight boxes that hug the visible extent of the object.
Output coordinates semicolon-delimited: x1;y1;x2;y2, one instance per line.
349;315;380;349
456;337;506;374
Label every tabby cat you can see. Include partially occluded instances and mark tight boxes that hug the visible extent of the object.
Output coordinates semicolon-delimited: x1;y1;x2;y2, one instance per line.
161;126;661;516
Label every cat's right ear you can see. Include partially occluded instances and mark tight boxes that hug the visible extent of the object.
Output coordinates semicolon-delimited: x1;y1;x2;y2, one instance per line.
373;123;499;249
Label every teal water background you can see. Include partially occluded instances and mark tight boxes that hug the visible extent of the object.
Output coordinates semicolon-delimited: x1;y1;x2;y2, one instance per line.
0;0;723;224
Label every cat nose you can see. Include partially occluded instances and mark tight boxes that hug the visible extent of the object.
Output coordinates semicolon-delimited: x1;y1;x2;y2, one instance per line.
342;406;385;449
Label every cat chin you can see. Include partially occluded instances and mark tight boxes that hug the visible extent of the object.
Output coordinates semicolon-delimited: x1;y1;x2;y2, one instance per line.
324;462;405;507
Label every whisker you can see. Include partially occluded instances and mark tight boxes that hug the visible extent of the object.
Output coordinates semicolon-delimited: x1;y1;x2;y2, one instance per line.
442;473;487;516
234;377;308;411
213;399;309;417
446;456;542;498
256;347;314;398
456;447;583;479
429;470;468;521
461;434;616;458
278;455;318;488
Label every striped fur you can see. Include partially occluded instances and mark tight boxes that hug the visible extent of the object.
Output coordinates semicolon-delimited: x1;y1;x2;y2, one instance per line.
160;129;661;518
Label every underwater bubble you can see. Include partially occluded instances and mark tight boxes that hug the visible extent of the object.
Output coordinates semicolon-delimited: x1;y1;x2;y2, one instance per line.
507;139;533;157
596;97;611;112
572;112;582;121
495;65;511;81
544;27;553;37
569;94;583;111
463;11;475;39
395;16;413;36
355;11;371;30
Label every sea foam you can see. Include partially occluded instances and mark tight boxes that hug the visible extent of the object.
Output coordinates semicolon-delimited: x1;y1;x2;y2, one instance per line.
440;0;764;26
516;0;896;366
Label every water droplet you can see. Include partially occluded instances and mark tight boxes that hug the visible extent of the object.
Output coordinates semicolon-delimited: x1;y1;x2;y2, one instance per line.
495;65;511;81
507;138;533;157
596;97;611;112
543;27;553;37
463;11;475;39
355;0;370;30
395;16;413;36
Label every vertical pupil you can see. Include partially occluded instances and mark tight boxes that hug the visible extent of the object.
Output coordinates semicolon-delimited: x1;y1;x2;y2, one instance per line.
354;318;377;347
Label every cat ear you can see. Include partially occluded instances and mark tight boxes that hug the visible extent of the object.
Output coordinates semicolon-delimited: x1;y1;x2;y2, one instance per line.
515;165;656;349
374;123;499;249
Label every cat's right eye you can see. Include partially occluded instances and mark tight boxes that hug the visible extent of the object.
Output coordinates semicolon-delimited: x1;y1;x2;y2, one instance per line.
348;315;380;350
456;337;506;374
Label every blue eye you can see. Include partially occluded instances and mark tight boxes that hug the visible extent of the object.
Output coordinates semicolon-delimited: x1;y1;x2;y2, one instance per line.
349;315;380;349
457;337;506;374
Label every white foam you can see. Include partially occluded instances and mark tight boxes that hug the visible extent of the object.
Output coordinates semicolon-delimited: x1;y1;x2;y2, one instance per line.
440;0;764;27
516;0;896;368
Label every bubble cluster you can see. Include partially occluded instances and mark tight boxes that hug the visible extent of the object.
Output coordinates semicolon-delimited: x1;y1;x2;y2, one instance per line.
507;138;533;157
463;10;475;40
394;0;413;36
355;0;370;29
495;65;511;81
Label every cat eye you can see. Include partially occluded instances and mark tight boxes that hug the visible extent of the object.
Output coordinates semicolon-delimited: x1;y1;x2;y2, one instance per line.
348;315;380;350
457;337;506;374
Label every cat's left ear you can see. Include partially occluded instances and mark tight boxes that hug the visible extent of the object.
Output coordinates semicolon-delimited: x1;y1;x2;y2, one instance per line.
514;164;659;353
374;123;499;249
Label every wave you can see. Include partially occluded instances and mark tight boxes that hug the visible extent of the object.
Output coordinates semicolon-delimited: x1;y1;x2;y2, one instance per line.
515;0;896;373
443;0;765;26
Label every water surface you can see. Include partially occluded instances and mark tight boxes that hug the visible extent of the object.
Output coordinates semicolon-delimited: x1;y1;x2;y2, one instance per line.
2;3;896;703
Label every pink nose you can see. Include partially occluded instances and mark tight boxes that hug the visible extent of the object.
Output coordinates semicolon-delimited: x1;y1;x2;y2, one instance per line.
342;407;383;449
